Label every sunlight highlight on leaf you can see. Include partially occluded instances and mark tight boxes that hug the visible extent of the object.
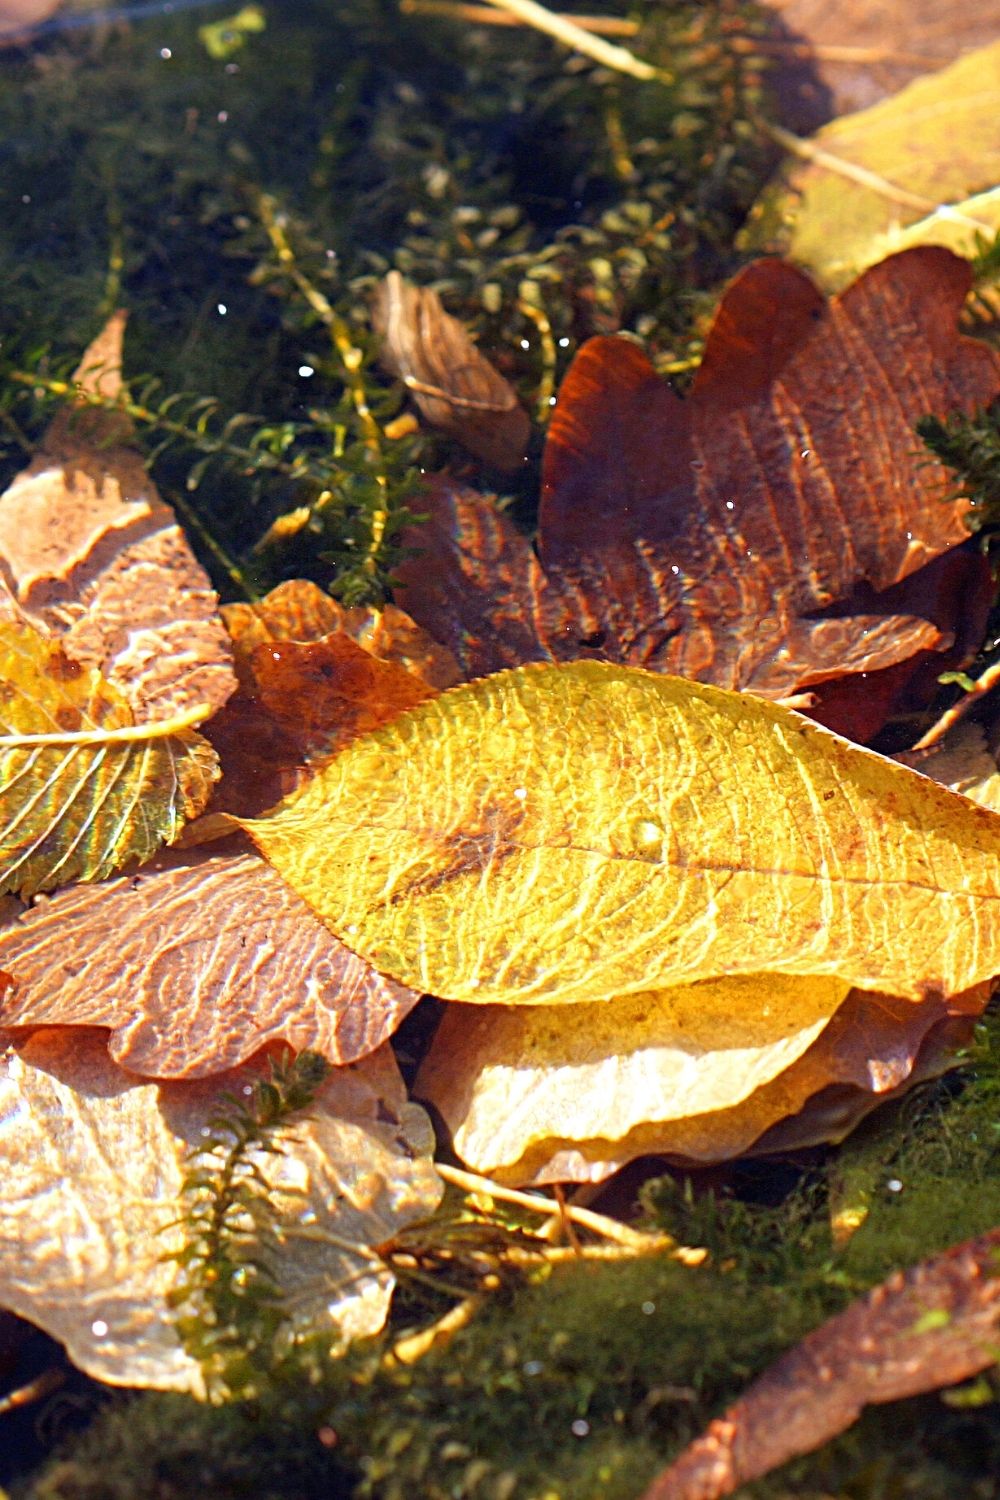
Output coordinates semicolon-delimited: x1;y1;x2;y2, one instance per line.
243;660;1000;1007
0;622;218;896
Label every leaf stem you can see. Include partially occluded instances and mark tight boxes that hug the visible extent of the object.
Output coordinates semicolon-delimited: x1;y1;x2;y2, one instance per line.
0;701;214;746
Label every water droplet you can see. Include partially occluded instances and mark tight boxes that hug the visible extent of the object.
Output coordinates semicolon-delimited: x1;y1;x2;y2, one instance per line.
523;1360;544;1376
800;448;811;458
571;1420;590;1438
641;1301;655;1316
887;1178;903;1193
633;819;663;849
513;787;527;801
725;500;735;511
91;1319;109;1338
670;564;680;576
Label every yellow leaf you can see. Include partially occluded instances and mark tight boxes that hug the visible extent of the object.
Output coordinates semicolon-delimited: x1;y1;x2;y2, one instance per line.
0;622;218;896
243;661;1000;1006
744;43;1000;290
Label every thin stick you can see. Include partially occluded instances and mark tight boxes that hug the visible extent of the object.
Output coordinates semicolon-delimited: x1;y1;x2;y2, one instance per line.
910;658;1000;752
762;121;992;227
401;0;639;33
478;0;664;81
436;1162;674;1250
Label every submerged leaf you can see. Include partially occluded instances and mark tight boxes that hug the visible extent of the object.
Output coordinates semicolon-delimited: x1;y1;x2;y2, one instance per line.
394;249;999;742
243;660;1000;1006
0;1028;441;1392
642;1226;1000;1499
747;43;1000;289
0;841;421;1076
0;622;217;896
373;271;530;469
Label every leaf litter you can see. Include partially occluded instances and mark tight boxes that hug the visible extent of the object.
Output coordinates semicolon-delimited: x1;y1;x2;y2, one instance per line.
2;234;1000;1492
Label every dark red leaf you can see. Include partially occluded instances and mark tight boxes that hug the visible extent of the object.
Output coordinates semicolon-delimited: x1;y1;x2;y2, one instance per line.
394;249;1000;738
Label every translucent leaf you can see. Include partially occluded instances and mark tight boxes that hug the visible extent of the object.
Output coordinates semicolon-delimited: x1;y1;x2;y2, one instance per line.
0;1028;442;1392
243;660;1000;1007
0;622;217;896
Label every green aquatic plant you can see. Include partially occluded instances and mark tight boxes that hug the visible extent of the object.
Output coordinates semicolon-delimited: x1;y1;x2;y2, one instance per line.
165;1048;333;1399
0;0;775;605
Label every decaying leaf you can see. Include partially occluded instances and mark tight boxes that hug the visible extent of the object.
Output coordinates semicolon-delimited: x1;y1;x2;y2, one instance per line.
0;312;236;725
417;983;986;1183
642;1226;1000;1499
0;840;421;1076
763;0;1000;129
747;42;1000;289
223;578;461;691
0;621;217;897
206;579;453;817
242;660;1000;1006
373;270;530;469
0;1027;441;1393
394;249;999;742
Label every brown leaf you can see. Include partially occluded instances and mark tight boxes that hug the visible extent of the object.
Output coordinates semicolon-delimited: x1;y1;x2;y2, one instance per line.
0;839;421;1076
373;271;531;469
0;1027;441;1391
208;580;453;817
0;314;236;725
641;1226;1000;1500
393;249;998;740
763;0;1000;131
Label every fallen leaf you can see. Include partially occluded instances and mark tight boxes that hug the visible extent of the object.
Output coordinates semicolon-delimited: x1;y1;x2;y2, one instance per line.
0;621;217;897
0;312;236;725
0;840;421;1076
762;0;1000;130
641;1225;1000;1499
746;43;1000;289
0;1027;441;1393
373;270;530;469
418;983;986;1183
222;579;461;691
207;579;451;817
241;659;1000;1007
394;249;999;741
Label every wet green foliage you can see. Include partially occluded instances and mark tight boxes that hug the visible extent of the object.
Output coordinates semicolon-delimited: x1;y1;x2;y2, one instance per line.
15;1009;1000;1499
166;1048;333;1399
0;0;773;603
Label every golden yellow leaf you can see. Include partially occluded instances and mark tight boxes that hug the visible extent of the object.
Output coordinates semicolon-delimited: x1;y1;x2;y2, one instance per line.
0;621;218;896
416;984;986;1184
0;1028;441;1391
243;660;1000;1007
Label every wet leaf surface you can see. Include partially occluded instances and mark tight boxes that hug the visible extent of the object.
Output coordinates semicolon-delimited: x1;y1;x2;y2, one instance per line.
0;840;421;1076
642;1226;1000;1499
0;313;236;726
394;250;999;741
0;1028;441;1393
0;622;217;897
243;660;1000;1007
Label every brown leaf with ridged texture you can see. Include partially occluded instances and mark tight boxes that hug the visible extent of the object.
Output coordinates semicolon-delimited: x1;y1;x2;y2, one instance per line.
0;313;236;726
207;581;452;818
393;249;998;741
0;839;421;1076
373;271;530;469
642;1226;1000;1500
